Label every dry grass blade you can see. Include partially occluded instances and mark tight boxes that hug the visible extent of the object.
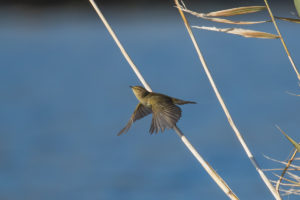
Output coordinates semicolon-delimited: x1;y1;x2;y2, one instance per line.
276;125;300;152
206;6;266;17
275;16;300;23
264;168;300;171
203;17;270;25
278;182;300;187
280;188;300;196
274;173;300;186
179;6;269;24
265;155;300;169
287;172;300;182
193;26;279;39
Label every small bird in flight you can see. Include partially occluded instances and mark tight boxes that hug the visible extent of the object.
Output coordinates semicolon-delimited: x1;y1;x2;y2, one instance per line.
118;86;196;135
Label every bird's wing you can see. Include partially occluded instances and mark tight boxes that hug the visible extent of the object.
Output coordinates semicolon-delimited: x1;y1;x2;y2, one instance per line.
149;102;181;134
118;103;152;136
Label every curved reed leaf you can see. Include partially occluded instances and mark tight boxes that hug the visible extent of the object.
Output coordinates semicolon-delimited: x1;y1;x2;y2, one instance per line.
202;16;269;25
276;126;300;152
275;16;300;23
193;26;279;39
206;6;266;17
179;6;269;24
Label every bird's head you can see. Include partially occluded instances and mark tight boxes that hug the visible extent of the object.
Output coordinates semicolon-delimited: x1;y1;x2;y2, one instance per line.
130;86;149;100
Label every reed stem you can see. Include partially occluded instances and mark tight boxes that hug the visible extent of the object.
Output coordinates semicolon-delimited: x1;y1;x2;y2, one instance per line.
174;0;281;199
276;149;298;192
263;0;300;81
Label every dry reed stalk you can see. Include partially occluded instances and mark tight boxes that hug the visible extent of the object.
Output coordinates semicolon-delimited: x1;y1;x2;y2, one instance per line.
265;154;300;196
175;0;281;199
88;0;238;199
264;168;300;171
263;0;300;81
276;149;298;192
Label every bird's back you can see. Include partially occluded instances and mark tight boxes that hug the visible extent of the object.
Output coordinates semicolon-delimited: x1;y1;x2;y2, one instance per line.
147;92;196;105
146;92;173;106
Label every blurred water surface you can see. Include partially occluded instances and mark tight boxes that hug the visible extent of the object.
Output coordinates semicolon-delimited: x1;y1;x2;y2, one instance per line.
1;3;300;200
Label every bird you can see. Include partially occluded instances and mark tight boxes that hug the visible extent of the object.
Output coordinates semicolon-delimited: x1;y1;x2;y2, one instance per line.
118;86;196;135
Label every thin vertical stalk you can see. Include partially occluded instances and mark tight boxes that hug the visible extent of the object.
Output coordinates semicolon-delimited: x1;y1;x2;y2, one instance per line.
174;0;281;199
88;0;238;199
263;0;300;81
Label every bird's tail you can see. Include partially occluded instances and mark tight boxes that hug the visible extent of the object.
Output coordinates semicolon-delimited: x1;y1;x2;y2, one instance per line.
172;98;196;105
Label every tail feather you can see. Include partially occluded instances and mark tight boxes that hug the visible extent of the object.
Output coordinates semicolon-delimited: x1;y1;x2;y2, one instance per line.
172;98;196;105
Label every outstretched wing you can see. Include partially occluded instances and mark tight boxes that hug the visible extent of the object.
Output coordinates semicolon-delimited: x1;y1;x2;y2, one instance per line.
149;102;181;134
118;103;152;136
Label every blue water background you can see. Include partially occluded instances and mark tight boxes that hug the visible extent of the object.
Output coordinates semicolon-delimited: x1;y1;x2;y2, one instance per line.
1;3;300;200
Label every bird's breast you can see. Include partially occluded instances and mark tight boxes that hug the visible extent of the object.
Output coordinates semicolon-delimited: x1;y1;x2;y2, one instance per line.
141;99;151;108
137;96;153;108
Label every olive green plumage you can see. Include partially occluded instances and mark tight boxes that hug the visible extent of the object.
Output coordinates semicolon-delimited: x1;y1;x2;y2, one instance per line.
118;86;196;135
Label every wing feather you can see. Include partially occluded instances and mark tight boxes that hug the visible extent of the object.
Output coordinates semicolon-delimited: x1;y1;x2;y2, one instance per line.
118;103;152;136
149;101;181;134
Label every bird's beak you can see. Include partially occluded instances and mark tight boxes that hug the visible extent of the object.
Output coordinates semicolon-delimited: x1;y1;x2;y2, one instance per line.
129;86;133;88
